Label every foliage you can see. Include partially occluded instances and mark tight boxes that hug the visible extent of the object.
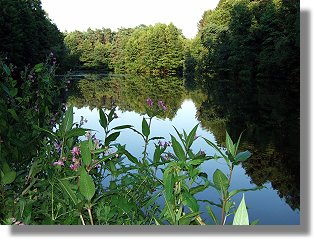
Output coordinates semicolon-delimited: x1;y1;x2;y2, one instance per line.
0;94;261;225
64;23;185;76
0;0;67;72
186;0;299;81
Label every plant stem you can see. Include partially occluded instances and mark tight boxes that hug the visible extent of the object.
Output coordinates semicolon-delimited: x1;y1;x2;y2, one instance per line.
80;213;86;225
142;117;152;163
220;164;234;225
87;205;94;225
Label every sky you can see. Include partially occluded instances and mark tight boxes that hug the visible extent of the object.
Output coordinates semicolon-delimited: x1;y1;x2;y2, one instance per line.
41;0;220;39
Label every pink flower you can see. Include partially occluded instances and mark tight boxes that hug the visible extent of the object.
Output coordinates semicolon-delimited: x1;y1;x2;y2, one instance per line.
53;159;64;166
71;146;80;156
70;163;79;171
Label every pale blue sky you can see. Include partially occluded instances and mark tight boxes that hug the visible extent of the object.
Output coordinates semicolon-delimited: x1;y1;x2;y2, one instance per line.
41;0;220;38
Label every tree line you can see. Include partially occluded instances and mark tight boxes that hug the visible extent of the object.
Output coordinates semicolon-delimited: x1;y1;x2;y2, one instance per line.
0;0;299;79
64;23;185;76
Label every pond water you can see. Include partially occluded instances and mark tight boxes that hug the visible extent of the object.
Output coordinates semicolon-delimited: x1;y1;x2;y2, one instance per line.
67;74;300;225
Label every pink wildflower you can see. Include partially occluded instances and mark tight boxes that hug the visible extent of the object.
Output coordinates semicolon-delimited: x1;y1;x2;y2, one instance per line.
53;159;64;166
71;146;80;156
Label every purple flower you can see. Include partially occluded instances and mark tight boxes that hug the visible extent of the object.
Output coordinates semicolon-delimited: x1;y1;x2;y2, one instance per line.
199;150;205;155
53;159;64;166
71;146;80;156
54;142;62;152
70;163;79;171
146;98;153;107
158;100;167;111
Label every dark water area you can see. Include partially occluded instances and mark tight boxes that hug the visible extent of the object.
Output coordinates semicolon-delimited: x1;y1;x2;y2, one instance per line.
67;73;300;224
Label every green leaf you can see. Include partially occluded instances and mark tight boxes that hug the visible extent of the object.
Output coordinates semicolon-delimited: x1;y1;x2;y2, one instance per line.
2;162;11;174
179;211;202;225
226;131;235;156
173;126;185;147
81;140;91;166
228;186;263;199
186;124;199;149
233;194;249;225
190;182;210;195
105;131;120;146
2;171;16;185
153;147;161;164
99;108;108;130
203;137;231;168
251;219;259;225
142;118;150;137
188;159;206;166
112;125;133;130
235;131;244;154
149;136;165;141
206;205;219;225
61;106;73;134
171;135;186;161
9;88;18;97
79;170;95;201
34;63;44;73
182;191;199;212
235;151;252;163
108;108;116;122
57;179;78;205
213;169;229;193
163;167;175;202
65;128;89;140
122;149;139;165
3;63;11;76
144;191;161;208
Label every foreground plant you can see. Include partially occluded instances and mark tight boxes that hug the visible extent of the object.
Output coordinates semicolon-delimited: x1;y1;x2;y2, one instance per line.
0;97;261;225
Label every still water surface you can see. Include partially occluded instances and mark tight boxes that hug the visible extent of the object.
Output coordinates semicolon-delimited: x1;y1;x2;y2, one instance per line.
68;74;300;224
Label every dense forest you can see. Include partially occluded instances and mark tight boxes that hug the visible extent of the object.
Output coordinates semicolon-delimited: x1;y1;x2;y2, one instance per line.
1;0;299;80
0;0;300;225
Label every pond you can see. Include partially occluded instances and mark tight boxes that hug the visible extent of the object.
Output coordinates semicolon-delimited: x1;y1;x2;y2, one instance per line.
67;74;300;225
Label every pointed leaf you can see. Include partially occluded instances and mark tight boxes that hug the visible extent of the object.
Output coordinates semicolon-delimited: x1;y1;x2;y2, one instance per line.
171;135;186;161
99;108;108;130
182;191;199;212
105;131;120;146
186;124;199;149
203;137;231;168
81;140;91;166
213;169;229;193
2;171;16;185
206;205;219;225
229;186;263;199
57;179;78;205
65;128;89;140
163;167;175;202
79;170;95;201
142;118;150;137
112;125;133;130
61;106;73;134
226;131;235;156
108;107;116;122
233;194;249;225
235;151;252;163
235;131;244;154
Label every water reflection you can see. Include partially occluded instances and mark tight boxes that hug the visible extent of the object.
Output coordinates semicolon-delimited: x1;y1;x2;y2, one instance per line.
195;77;300;210
67;74;300;222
